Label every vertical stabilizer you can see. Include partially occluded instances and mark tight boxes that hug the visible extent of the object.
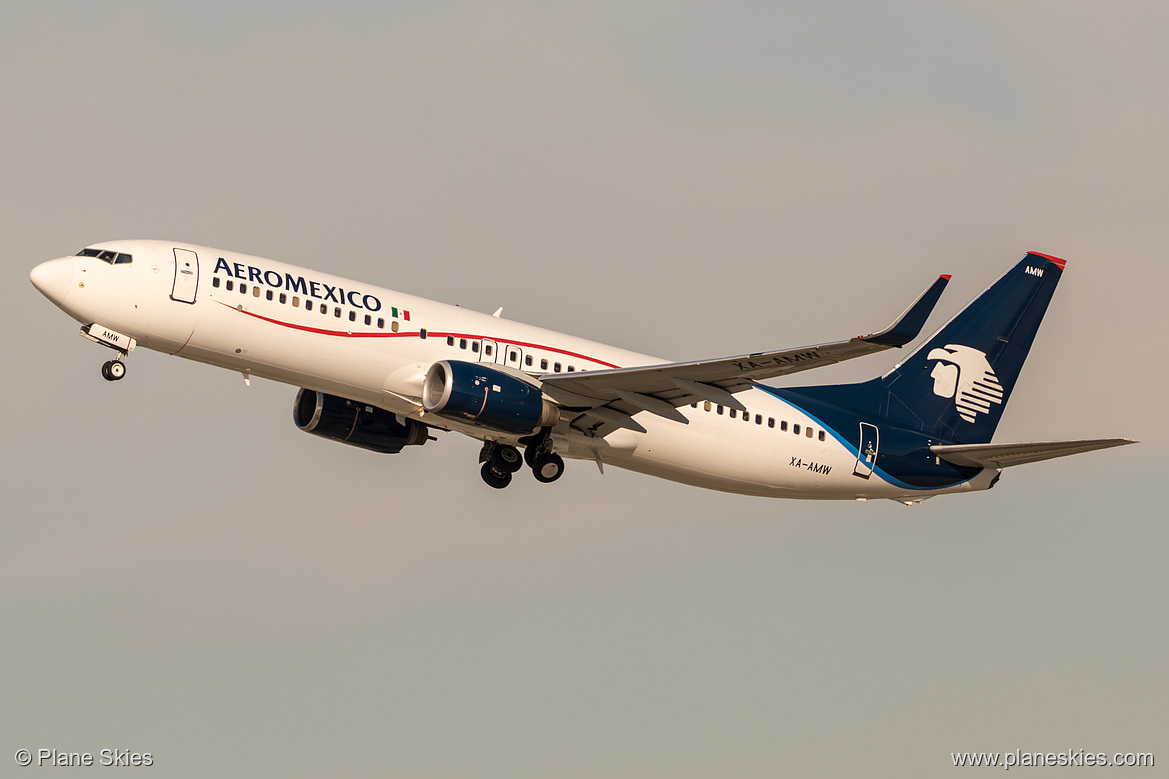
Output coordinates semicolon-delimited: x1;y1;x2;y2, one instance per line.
786;252;1066;444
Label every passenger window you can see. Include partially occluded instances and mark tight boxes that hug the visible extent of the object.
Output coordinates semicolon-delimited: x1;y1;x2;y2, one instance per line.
485;344;492;356
540;359;548;370
806;427;814;438
704;401;712;412
377;318;385;329
307;299;314;311
392;321;400;332
729;409;737;419
212;277;220;288
567;365;575;372
266;290;273;300
365;314;371;325
292;296;300;307
279;293;286;304
553;362;561;372
240;284;246;294
447;336;455;346
320;304;328;315
348;310;356;322
334;307;341;318
472;342;480;353
743;412;750;423
793;424;800;435
781;421;788;431
254;287;262;298
755;414;763;425
768;417;775;428
460;339;467;349
226;280;234;291
525;355;532;366
691;403;697;408
818;430;826;441
717;405;724;415
419;328;427;338
510;350;518;362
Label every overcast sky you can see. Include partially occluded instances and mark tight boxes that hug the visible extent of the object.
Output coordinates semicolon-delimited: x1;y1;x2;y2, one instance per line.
2;2;1165;776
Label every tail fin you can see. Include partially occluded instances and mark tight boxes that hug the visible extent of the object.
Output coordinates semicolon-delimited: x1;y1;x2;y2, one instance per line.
787;252;1066;444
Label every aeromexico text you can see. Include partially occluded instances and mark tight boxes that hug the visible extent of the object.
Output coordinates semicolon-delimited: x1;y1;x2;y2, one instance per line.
213;258;383;312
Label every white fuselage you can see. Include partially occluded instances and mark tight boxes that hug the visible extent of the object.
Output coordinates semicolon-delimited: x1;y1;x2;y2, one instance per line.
34;240;995;501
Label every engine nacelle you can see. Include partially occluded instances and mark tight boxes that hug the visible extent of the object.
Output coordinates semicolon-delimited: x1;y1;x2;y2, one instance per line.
422;360;559;434
294;389;428;454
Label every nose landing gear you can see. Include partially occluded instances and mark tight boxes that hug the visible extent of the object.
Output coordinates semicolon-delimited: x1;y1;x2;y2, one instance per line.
81;324;135;383
100;359;127;381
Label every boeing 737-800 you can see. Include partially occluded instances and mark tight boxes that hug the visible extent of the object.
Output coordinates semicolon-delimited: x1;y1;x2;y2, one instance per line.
30;241;1133;503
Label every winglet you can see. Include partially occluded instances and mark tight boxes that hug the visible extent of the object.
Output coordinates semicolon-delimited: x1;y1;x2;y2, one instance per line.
859;274;950;347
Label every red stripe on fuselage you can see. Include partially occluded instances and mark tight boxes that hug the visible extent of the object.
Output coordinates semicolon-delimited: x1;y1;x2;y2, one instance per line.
215;300;622;368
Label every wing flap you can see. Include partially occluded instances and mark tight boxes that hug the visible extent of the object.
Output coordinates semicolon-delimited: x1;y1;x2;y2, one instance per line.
930;438;1137;469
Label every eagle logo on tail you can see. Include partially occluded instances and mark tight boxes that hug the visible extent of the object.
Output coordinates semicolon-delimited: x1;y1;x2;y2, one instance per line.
926;344;1004;423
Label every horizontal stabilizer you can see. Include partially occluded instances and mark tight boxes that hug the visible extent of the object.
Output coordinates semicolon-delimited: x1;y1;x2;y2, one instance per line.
930;438;1136;469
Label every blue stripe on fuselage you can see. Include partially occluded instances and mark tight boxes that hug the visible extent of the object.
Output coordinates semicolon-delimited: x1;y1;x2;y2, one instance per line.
757;386;982;491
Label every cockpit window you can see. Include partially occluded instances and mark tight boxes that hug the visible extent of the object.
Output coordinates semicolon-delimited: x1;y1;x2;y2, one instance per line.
77;248;132;264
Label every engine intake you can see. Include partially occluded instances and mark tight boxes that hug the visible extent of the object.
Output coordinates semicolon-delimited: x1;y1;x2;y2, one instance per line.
422;360;559;434
294;389;428;453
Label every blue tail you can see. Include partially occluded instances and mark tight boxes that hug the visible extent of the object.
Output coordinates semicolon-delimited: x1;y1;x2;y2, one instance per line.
783;252;1066;444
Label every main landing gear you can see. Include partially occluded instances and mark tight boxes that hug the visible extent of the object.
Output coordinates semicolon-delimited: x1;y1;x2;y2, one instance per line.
530;450;565;483
478;434;565;489
479;441;524;489
100;358;127;382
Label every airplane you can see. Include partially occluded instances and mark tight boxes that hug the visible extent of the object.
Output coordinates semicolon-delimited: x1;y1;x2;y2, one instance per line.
29;241;1134;503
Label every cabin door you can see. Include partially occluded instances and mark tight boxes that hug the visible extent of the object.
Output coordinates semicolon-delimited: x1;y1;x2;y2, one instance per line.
853;423;880;479
171;248;199;303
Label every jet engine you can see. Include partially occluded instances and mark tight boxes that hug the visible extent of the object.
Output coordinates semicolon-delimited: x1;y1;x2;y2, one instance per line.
422;360;559;434
294;389;428;453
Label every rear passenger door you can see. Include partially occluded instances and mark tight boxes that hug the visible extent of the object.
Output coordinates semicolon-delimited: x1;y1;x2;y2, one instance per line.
853;423;879;479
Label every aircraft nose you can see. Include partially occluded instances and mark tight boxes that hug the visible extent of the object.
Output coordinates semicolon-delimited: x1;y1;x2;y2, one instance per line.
30;257;74;304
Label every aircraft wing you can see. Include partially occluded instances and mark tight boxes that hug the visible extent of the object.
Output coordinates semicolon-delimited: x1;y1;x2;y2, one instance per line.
540;274;950;434
931;438;1137;469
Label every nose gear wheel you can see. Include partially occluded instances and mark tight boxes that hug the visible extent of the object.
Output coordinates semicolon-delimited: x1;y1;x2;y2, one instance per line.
101;359;126;381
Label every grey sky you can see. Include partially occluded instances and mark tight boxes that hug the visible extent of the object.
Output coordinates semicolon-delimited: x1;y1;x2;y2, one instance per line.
2;2;1164;776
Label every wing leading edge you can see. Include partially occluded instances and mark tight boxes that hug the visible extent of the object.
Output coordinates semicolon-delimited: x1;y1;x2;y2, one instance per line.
540;273;951;434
